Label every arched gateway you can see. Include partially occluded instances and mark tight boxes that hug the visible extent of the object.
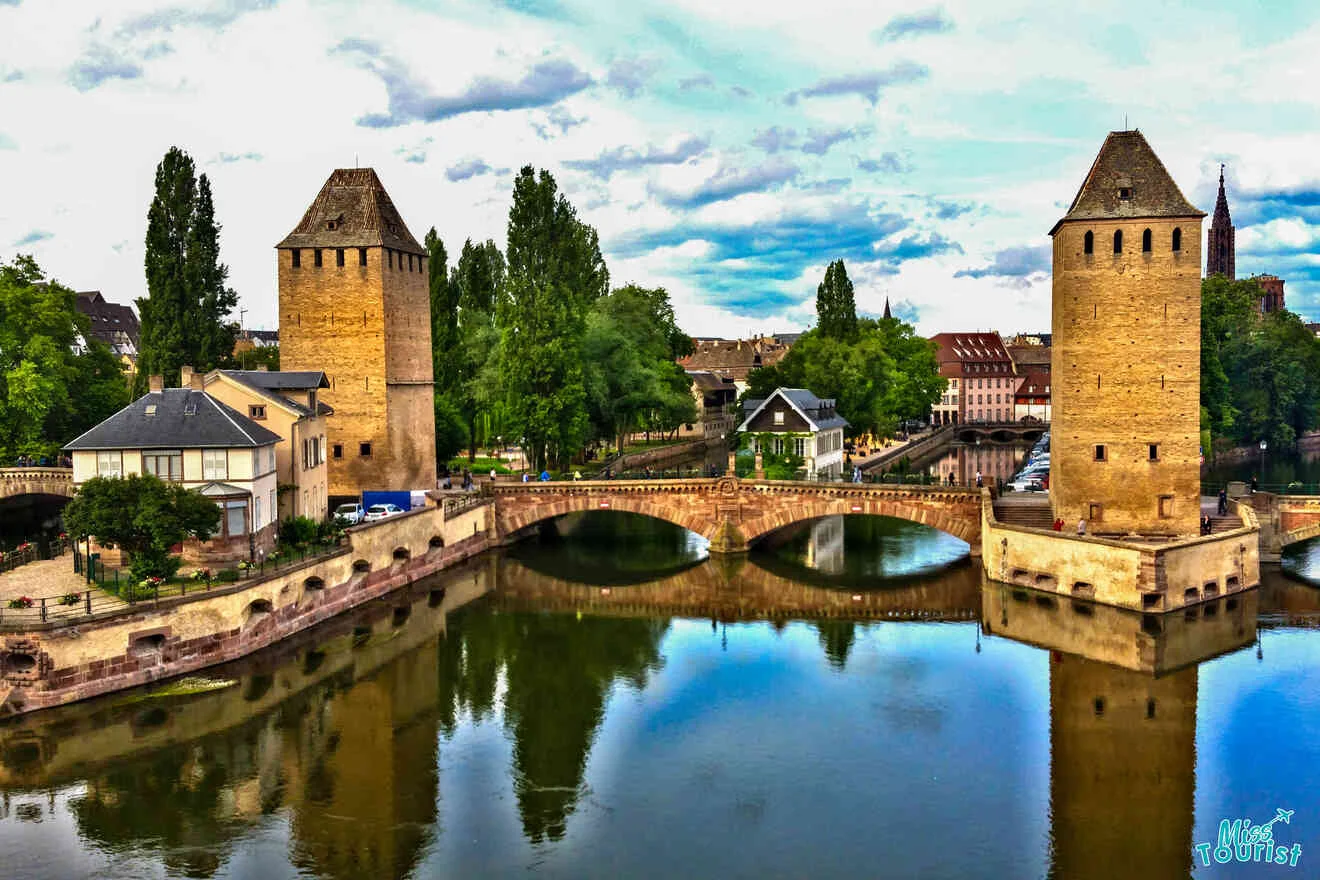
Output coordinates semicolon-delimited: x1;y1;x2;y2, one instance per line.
490;477;983;554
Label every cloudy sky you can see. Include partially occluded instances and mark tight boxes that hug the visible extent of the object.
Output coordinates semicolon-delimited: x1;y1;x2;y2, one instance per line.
2;0;1319;337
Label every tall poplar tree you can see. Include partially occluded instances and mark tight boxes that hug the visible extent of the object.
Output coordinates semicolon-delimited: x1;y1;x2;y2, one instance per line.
135;147;237;394
498;166;606;470
452;239;505;459
815;259;858;341
425;228;459;390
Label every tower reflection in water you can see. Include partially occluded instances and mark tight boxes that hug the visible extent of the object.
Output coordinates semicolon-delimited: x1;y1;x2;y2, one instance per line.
981;584;1259;880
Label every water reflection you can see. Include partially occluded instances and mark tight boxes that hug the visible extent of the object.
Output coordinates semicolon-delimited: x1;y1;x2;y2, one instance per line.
758;514;971;584
508;511;709;584
923;441;1030;487
0;523;1317;878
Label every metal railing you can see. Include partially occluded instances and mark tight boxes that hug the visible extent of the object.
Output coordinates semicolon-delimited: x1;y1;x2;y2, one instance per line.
1201;481;1320;497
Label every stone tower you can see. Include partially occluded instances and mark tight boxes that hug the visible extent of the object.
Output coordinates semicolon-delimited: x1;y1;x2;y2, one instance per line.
1206;165;1235;279
277;169;436;497
1049;131;1205;535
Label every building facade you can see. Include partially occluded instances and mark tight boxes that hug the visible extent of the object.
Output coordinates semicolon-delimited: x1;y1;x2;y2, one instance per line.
929;332;1020;425
64;375;282;563
1254;274;1286;314
1206;165;1235;280
277;168;436;499
1049;130;1204;535
684;371;738;439
203;368;330;522
737;388;848;480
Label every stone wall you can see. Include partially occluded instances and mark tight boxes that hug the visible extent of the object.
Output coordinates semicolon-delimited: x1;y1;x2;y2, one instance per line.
982;492;1260;612
0;501;492;717
1051;216;1203;536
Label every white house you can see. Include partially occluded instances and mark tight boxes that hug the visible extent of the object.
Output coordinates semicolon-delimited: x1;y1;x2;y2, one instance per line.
736;388;849;480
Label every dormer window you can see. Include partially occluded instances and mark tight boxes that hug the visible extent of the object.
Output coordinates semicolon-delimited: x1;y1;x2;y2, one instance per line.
144;405;157;416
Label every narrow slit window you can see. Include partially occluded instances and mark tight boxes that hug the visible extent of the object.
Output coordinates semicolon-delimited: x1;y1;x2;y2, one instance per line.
1172;228;1182;251
1084;230;1094;254
314;248;322;268
336;248;345;267
359;247;367;266
1149;444;1159;461
1142;228;1152;252
291;248;301;268
1094;444;1106;462
1113;230;1123;253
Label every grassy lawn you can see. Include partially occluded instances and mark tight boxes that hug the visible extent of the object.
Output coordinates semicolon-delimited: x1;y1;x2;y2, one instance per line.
446;456;515;474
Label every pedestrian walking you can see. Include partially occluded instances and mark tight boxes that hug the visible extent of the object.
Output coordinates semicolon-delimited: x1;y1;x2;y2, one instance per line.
1076;518;1086;536
975;470;983;488
1217;487;1228;515
1250;474;1259;494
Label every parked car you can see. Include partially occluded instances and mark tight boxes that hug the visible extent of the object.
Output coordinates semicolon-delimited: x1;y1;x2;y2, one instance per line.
333;502;364;525
1006;476;1046;492
363;503;403;522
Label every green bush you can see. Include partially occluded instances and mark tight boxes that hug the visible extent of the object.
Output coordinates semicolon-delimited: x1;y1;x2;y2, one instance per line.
129;548;181;583
279;516;320;548
216;568;240;583
120;581;160;602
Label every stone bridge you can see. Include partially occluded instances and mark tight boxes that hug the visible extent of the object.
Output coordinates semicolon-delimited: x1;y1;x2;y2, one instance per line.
487;476;983;554
0;468;74;501
953;422;1048;445
1242;492;1320;561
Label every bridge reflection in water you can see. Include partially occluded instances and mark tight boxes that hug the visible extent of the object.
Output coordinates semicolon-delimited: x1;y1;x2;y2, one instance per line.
0;547;1313;878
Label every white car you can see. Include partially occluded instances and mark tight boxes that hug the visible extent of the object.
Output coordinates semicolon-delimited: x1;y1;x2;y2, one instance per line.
363;503;403;522
1007;476;1046;492
333;502;364;525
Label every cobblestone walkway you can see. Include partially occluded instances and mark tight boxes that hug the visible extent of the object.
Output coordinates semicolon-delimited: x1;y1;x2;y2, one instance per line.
0;557;124;620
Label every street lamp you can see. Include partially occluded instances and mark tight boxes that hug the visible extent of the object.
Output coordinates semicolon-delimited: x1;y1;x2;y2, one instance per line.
1260;440;1268;486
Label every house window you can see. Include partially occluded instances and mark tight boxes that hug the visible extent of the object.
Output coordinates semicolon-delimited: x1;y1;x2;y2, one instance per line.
142;450;182;481
336;248;345;267
359;247;367;266
291;249;301;268
1142;228;1152;252
249;405;266;420
360;442;372;457
1084;231;1094;254
1148;443;1159;461
224;500;248;537
794;437;806;457
1094;444;1106;462
1172;228;1182;251
1119;187;1132;200
773;410;784;426
255;495;262;530
1159;495;1174;518
314;249;323;268
1113;230;1123;253
96;451;123;477
333;444;343;459
202;449;227;480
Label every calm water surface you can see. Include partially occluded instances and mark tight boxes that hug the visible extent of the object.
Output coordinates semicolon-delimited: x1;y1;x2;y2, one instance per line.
0;513;1318;879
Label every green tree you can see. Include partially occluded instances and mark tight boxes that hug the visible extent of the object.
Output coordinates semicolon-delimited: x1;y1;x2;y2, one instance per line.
62;473;221;580
815;259;858;341
498;167;606;470
0;256;128;461
234;345;279;371
425;229;460;391
135;147;237;394
450;239;506;458
434;392;467;464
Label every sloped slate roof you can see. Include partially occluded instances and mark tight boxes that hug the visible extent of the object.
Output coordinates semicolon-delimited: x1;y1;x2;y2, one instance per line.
1051;130;1204;234
738;387;849;433
277;168;426;255
215;371;331;417
65;389;282;451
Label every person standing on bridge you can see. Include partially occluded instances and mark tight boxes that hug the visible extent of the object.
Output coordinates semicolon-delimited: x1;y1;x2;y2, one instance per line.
1218;487;1228;515
975;470;983;488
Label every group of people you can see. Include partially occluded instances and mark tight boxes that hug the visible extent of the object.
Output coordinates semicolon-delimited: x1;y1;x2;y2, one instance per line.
1051;518;1087;535
11;454;66;468
440;469;476;491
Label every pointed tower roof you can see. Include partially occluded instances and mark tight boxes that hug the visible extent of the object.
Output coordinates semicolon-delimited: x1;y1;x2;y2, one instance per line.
1212;164;1233;227
277;168;425;255
883;297;892;320
1050;131;1204;235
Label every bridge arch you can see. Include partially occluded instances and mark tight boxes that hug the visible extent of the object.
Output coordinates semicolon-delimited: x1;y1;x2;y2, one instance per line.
738;498;978;547
496;491;721;544
0;469;75;502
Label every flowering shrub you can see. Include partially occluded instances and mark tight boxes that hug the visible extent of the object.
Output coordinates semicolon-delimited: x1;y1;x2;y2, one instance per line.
7;596;33;609
60;593;81;606
15;542;31;552
190;568;214;581
137;576;164;590
237;561;251;572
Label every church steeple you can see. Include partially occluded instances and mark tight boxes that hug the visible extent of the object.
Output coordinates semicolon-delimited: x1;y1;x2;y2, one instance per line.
883;297;892;320
1206;164;1235;279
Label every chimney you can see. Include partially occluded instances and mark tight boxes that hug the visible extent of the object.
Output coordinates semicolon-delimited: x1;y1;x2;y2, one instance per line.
148;374;164;393
181;365;201;389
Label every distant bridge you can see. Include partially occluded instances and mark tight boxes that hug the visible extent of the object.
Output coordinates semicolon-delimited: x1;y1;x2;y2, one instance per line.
488;476;984;554
0;468;73;501
952;422;1048;445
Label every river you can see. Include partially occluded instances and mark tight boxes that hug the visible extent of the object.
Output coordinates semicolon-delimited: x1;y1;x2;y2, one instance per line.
0;512;1318;879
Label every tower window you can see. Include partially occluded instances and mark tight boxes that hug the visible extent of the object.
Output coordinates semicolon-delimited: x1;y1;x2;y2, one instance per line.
291;248;301;268
1094;444;1106;462
314;249;323;268
1149;444;1159;461
1172;228;1182;251
1159;495;1174;518
1119;187;1131;200
1084;231;1094;254
1142;229;1152;252
1094;697;1106;717
359;442;372;457
332;444;343;459
388;250;394;270
1113;230;1123;253
336;248;345;267
359;247;367;266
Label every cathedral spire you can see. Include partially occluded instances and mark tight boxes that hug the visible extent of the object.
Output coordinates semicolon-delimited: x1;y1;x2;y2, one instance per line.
1207;163;1236;279
883;297;892;320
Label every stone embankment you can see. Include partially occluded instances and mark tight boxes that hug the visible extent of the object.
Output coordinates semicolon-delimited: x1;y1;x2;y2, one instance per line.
0;498;492;717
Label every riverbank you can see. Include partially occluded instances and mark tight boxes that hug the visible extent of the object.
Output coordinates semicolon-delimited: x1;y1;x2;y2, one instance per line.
0;497;492;717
